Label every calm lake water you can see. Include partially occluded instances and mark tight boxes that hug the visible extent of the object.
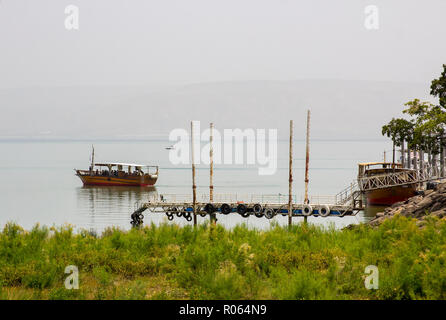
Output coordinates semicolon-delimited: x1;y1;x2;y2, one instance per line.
0;139;391;232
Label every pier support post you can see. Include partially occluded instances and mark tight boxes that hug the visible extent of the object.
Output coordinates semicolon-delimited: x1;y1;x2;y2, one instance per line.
401;140;405;168
304;110;311;224
392;141;395;165
407;148;412;169
288;120;293;228
442;142;446;178
440;137;445;178
413;149;418;170
419;150;424;171
428;150;432;167
433;153;438;176
191;121;197;227
209;122;217;225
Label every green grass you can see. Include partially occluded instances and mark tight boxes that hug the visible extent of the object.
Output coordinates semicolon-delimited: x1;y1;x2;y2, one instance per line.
1;215;446;300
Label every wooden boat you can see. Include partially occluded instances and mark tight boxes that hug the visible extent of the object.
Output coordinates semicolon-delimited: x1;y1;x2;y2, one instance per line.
357;162;417;205
75;147;158;187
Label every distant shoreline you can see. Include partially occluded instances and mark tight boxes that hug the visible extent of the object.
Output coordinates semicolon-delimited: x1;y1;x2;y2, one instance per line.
0;137;389;143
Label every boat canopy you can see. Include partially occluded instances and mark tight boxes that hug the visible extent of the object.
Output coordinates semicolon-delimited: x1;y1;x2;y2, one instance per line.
358;162;403;178
92;163;159;174
94;162;156;168
358;162;403;168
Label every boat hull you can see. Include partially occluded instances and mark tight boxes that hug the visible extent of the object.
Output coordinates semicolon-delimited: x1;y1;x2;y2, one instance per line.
76;174;157;187
366;185;417;206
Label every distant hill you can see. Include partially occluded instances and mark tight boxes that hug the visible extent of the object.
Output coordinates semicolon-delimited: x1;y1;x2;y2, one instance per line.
0;80;431;140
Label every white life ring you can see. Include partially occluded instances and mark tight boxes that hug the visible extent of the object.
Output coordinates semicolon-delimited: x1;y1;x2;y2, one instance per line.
302;204;313;216
319;205;330;217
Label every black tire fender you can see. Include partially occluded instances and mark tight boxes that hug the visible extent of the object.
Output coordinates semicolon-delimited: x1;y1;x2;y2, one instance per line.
264;208;275;219
237;203;248;215
220;203;232;215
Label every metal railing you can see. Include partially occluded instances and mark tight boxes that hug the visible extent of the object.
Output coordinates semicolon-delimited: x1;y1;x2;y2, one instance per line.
146;193;339;206
299;195;336;205
334;181;360;205
358;163;446;192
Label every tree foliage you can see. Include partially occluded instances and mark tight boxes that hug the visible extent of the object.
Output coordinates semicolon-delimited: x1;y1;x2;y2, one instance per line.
430;64;446;109
403;99;445;153
382;65;446;154
381;118;413;147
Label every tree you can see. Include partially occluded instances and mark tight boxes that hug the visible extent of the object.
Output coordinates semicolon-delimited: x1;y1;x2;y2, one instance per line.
382;118;414;146
403;99;444;154
382;65;446;167
382;118;414;163
431;64;446;109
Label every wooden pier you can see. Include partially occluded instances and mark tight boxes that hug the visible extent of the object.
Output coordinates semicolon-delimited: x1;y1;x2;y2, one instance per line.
128;114;446;226
130;193;365;226
130;115;367;226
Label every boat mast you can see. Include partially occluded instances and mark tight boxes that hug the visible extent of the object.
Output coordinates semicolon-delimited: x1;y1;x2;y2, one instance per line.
90;145;95;174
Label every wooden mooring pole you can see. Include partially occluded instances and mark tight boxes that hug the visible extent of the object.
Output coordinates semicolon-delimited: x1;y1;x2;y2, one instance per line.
288;120;293;227
191;121;197;227
209;122;217;225
304;110;311;224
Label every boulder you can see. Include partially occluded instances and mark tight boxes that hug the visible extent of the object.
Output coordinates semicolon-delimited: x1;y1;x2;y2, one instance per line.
376;212;384;217
435;183;446;193
368;182;446;227
391;201;405;208
430;202;444;212
431;209;446;219
415;197;434;209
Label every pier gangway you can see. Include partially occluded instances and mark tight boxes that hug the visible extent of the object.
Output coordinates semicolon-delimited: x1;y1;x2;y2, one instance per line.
334;181;364;209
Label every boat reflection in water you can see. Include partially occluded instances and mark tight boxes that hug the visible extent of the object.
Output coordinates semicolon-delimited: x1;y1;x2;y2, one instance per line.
76;186;158;231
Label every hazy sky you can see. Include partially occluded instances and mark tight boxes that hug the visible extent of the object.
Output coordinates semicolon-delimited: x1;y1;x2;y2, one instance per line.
1;0;445;88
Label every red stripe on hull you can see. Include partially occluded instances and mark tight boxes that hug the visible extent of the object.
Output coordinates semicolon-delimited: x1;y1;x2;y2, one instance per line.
367;195;412;206
76;172;157;187
83;182;151;187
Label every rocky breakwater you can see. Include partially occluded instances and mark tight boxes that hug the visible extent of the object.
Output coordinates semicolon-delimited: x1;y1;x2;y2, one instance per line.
369;183;446;227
